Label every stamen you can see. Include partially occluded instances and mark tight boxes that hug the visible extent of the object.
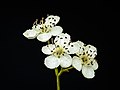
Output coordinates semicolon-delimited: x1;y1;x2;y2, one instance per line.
33;19;38;26
40;17;44;25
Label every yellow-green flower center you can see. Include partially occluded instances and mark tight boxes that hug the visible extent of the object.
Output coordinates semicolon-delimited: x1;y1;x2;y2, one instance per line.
79;54;92;66
53;46;65;58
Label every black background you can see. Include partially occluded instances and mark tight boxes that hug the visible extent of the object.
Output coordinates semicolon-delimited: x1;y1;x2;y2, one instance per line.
0;0;118;90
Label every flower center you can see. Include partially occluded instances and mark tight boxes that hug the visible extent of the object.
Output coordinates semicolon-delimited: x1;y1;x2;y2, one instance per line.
40;24;51;33
80;55;92;66
53;46;65;58
39;18;51;33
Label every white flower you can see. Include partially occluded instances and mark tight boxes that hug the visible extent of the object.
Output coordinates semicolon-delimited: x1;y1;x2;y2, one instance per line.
23;15;63;42
42;33;80;69
72;42;98;79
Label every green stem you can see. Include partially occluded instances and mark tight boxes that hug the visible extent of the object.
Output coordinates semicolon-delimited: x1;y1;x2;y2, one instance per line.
56;75;60;90
55;68;60;90
58;67;74;76
54;67;73;90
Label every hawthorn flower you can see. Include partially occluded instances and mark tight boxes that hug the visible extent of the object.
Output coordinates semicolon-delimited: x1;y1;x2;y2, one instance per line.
72;41;98;79
23;15;63;42
42;33;80;69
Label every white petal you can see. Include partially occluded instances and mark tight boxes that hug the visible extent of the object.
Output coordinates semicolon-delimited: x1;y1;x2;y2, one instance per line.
54;33;71;46
42;44;56;55
60;54;72;68
92;60;98;70
45;15;60;25
85;45;97;58
23;29;38;39
44;55;60;69
42;46;51;54
47;44;56;50
82;66;95;79
72;56;82;71
42;44;55;55
68;42;80;54
76;40;85;54
76;40;85;47
37;33;52;42
44;15;60;28
50;26;63;36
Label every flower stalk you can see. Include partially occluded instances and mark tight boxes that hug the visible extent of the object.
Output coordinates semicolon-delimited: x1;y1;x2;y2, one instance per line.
55;68;60;90
55;67;73;90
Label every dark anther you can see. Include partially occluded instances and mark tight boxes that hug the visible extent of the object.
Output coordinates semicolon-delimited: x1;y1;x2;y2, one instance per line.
65;37;67;39
71;45;73;47
90;55;92;57
64;42;66;44
68;42;70;45
87;63;90;65
83;52;85;55
52;23;55;26
82;57;84;60
60;37;63;39
91;61;93;65
93;50;96;52
50;25;52;28
57;45;59;47
54;19;56;22
55;40;58;43
45;26;47;28
65;48;68;50
63;46;65;48
51;50;53;52
82;48;84;50
94;54;97;56
40;27;43;29
90;50;92;52
67;50;70;53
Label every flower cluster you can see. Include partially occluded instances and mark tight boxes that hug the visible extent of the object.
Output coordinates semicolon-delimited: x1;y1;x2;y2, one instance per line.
23;15;98;79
